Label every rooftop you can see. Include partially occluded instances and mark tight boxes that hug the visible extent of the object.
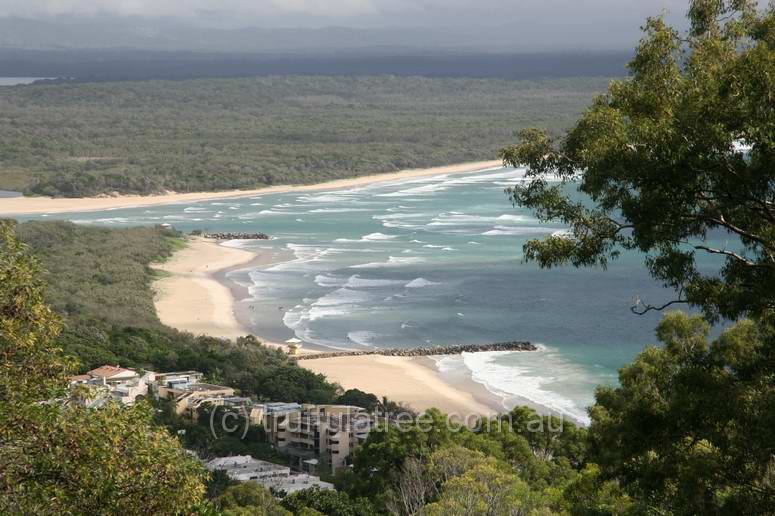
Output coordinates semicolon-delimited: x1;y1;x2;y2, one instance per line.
184;383;234;392
88;365;136;378
206;455;289;473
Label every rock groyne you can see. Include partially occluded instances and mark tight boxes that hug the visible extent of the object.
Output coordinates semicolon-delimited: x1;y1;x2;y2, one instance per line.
199;232;270;240
294;341;535;360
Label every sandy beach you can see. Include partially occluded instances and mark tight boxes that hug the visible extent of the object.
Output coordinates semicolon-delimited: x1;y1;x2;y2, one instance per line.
300;355;503;418
134;160;515;418
0;160;502;215
152;237;270;341
153;237;505;417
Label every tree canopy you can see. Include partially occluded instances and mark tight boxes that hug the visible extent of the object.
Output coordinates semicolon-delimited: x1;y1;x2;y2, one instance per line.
499;2;775;513
589;312;775;514
0;220;207;514
500;0;775;322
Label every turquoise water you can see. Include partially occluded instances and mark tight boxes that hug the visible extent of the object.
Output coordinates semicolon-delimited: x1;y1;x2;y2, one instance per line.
18;167;719;422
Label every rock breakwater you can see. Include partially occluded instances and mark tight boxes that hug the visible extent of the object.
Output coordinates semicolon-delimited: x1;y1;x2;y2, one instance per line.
294;341;536;360
198;232;270;240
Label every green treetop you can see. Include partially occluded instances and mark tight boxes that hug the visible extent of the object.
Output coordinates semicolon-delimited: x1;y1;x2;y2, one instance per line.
0;220;207;514
500;0;775;322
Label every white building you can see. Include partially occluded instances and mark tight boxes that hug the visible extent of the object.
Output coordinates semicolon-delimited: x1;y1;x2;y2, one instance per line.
69;365;155;405
205;455;290;482
204;455;334;494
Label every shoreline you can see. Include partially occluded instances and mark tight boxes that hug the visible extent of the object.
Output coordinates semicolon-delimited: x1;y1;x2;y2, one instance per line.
219;245;300;350
153;238;578;422
0;159;503;215
299;354;504;417
153;238;511;417
152;237;283;344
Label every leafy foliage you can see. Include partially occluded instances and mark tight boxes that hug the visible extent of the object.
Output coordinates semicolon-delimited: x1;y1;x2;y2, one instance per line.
281;487;376;516
216;482;291;516
345;407;589;514
0;220;207;514
496;2;775;514
588;312;775;514
13;220;182;327
500;1;775;322
334;388;381;411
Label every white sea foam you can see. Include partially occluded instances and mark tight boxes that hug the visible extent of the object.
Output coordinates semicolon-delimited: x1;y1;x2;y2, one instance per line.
351;256;426;269
314;287;373;307
481;225;551;236
373;212;430;220
309;208;371;213
72;216;131;225
405;278;439;288
345;275;405;288
239;209;291;219
314;274;347;288
377;183;449;197
496;214;535;222
296;193;353;203
456;349;595;425
335;232;399;243
362;232;398;241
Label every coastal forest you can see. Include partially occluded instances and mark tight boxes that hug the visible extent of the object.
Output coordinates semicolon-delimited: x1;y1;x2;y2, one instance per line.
0;75;608;196
1;1;774;515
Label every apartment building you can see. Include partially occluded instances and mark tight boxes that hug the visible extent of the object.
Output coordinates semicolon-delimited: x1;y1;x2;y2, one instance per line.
153;370;236;418
260;403;374;473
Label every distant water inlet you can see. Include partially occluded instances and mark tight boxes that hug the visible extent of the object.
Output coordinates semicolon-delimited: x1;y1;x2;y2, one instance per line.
18;166;721;422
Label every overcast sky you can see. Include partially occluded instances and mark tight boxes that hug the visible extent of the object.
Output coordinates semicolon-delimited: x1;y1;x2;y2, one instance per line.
0;1;713;51
0;1;690;29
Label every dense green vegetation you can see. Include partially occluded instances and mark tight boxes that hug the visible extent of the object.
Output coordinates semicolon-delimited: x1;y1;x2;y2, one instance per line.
2;2;774;514
0;220;208;514
497;0;775;513
0;75;609;196
11;220;340;404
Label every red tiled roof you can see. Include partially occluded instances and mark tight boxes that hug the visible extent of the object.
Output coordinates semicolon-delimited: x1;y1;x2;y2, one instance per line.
88;365;134;378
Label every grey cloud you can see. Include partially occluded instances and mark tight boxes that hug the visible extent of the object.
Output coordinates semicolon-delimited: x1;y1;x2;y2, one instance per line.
0;1;691;25
0;1;710;50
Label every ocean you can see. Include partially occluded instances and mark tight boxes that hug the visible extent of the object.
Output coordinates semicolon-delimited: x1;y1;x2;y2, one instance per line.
17;166;721;424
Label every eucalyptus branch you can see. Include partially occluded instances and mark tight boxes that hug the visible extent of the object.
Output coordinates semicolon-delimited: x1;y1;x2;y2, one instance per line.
692;245;756;266
707;215;772;250
630;296;689;315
